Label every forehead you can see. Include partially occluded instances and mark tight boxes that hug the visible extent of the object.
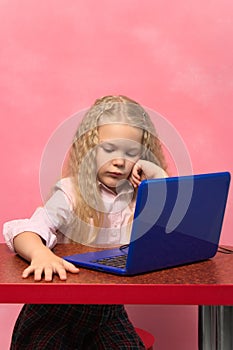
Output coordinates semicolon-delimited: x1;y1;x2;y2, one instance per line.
98;123;143;143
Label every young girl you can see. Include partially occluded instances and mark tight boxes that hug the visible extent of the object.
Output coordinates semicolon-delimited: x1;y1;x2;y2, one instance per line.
4;95;167;349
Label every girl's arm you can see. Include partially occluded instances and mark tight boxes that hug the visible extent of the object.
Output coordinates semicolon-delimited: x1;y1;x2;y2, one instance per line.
130;159;168;188
4;178;79;281
13;231;79;281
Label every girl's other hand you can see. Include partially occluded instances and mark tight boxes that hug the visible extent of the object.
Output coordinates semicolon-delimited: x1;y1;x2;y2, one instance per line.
129;160;167;188
22;246;79;281
129;162;145;188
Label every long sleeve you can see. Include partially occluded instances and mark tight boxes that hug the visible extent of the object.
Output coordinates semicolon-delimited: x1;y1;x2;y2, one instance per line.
3;179;74;252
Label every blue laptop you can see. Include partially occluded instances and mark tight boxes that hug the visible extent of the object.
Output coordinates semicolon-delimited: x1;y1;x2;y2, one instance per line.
64;172;231;275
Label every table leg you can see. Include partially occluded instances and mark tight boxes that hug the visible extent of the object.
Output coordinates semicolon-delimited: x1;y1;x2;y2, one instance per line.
198;306;233;350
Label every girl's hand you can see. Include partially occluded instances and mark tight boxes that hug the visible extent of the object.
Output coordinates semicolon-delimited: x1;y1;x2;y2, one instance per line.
130;160;167;188
22;246;79;281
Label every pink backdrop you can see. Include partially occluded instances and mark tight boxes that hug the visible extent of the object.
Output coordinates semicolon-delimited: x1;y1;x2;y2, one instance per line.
1;1;232;349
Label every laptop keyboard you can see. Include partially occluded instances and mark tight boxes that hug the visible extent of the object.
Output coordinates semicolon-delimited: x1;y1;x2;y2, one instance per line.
91;255;127;269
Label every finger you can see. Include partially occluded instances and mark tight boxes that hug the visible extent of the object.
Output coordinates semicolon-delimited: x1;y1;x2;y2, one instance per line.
131;175;141;186
133;176;141;184
134;164;142;175
129;177;137;188
22;266;34;279
133;171;141;180
132;171;141;183
63;260;80;274
56;266;67;280
34;268;43;281
44;267;53;282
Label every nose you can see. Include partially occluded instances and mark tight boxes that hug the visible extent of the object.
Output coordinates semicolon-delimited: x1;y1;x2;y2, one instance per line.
112;157;125;167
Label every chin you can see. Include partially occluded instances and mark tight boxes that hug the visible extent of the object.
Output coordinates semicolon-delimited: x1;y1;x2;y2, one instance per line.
105;180;118;189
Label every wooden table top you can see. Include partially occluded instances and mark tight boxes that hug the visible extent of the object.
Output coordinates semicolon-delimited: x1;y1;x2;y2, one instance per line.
1;244;233;305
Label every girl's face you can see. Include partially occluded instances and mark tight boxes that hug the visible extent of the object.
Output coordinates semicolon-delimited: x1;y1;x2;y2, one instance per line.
96;123;143;192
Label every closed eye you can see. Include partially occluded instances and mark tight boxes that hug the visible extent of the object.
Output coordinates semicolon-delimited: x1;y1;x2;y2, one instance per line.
99;142;141;157
100;143;115;153
126;149;141;157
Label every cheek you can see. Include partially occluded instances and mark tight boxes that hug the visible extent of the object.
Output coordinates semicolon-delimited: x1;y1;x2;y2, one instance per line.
96;151;112;172
125;155;141;174
125;159;137;173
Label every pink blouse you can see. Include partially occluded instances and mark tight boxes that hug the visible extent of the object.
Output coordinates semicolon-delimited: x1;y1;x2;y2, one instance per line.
3;178;135;251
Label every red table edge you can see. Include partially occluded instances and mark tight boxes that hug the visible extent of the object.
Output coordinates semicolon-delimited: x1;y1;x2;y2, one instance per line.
1;283;233;305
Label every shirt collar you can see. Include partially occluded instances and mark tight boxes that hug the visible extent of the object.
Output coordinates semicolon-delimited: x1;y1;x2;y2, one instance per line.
98;180;134;197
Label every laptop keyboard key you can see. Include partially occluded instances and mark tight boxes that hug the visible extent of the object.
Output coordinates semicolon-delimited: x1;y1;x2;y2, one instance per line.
91;255;127;268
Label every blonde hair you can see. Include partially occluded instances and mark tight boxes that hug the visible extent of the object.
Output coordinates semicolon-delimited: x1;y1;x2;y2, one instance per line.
65;95;167;244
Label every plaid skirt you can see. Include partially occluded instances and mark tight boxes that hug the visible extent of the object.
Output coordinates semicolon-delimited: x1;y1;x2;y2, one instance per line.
10;304;146;350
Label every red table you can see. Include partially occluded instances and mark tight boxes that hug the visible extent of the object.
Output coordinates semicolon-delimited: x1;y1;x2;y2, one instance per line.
1;243;233;349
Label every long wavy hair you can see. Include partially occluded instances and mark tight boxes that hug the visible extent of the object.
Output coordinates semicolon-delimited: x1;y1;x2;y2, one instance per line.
64;95;167;244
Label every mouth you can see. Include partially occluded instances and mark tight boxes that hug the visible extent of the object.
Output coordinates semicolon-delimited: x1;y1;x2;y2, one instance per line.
107;172;124;178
